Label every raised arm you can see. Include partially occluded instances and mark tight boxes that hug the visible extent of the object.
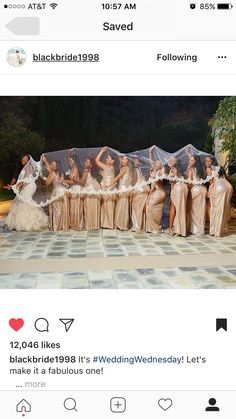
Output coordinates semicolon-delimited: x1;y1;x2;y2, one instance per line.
185;144;192;157
41;154;51;172
68;149;75;168
74;169;89;187
63;166;79;186
149;146;155;170
131;167;137;186
95;147;107;170
45;172;55;186
108;166;127;189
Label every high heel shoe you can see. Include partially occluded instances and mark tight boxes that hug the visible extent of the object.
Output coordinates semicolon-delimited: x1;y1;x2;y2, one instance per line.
168;228;174;237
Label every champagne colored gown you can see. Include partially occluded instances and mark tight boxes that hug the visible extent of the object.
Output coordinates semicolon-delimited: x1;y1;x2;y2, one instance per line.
115;167;132;231
100;166;116;229
83;172;101;230
188;168;207;236
69;184;83;230
131;168;149;232
146;176;166;233
209;175;233;237
171;180;188;237
49;174;70;231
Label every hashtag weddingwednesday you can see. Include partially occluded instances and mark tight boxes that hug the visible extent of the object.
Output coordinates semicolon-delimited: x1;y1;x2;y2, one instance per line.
93;355;184;365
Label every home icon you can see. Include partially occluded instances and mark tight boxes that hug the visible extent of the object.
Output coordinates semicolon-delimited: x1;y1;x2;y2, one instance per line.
16;399;31;413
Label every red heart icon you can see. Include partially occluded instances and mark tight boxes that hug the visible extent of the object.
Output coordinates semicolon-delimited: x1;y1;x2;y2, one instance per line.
9;318;24;331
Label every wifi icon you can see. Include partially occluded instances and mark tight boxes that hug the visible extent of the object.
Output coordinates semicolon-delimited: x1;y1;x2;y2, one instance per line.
50;3;58;9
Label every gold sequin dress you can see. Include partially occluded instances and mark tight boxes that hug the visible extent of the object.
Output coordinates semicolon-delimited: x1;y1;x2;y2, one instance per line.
131;168;149;232
188;168;207;236
115;167;132;231
49;174;70;231
100;166;116;229
83;172;101;230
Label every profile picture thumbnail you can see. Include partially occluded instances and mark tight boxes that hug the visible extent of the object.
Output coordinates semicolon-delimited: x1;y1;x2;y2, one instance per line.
6;47;26;67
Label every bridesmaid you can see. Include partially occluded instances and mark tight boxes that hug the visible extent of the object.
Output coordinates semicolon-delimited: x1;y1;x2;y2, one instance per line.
168;157;188;237
95;147;116;229
131;158;149;232
107;155;132;231
64;150;83;230
145;149;166;233
186;154;207;236
204;155;218;221
205;159;233;237
42;156;70;231
82;158;101;230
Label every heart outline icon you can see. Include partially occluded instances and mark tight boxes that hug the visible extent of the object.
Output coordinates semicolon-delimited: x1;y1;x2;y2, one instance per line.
9;318;24;332
158;398;173;411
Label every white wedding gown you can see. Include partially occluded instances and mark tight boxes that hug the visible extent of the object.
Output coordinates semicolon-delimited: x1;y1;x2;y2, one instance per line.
5;182;48;232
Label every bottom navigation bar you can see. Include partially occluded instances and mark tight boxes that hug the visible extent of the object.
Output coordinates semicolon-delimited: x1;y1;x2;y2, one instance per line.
2;390;235;418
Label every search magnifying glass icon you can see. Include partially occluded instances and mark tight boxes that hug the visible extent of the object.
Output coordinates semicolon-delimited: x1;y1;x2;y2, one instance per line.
64;398;78;412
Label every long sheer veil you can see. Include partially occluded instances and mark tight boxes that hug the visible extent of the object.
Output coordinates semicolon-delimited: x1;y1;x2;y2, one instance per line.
11;145;220;207
16;156;39;183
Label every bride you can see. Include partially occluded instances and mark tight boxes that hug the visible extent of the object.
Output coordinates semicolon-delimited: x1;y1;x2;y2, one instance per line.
3;156;48;231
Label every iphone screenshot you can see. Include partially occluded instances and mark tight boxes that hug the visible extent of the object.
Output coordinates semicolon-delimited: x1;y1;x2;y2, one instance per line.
0;0;235;417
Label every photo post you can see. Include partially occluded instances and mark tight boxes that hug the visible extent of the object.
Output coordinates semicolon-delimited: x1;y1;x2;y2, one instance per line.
0;1;236;417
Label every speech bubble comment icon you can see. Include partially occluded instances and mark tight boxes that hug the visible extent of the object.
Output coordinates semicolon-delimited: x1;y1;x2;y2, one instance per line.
34;318;49;332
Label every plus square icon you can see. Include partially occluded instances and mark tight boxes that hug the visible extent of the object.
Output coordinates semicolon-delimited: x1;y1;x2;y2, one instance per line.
110;397;126;413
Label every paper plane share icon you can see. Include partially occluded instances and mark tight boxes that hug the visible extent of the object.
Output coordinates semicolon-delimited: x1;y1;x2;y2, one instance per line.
59;318;74;332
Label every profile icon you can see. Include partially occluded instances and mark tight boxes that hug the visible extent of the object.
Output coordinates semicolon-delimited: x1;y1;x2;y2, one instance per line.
205;398;220;412
6;47;26;67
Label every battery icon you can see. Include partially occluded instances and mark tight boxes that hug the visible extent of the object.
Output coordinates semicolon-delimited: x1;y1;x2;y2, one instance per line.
217;3;232;8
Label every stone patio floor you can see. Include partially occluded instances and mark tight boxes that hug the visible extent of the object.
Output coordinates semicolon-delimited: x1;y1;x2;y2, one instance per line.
0;219;235;289
0;265;236;289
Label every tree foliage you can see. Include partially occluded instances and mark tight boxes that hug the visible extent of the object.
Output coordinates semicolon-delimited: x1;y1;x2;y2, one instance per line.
209;96;236;162
0;112;45;181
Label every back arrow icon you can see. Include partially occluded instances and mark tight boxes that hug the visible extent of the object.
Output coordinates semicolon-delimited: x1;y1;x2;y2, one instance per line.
6;17;40;35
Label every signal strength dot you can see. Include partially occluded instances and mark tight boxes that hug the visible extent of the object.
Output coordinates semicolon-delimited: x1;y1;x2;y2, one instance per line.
50;3;58;9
